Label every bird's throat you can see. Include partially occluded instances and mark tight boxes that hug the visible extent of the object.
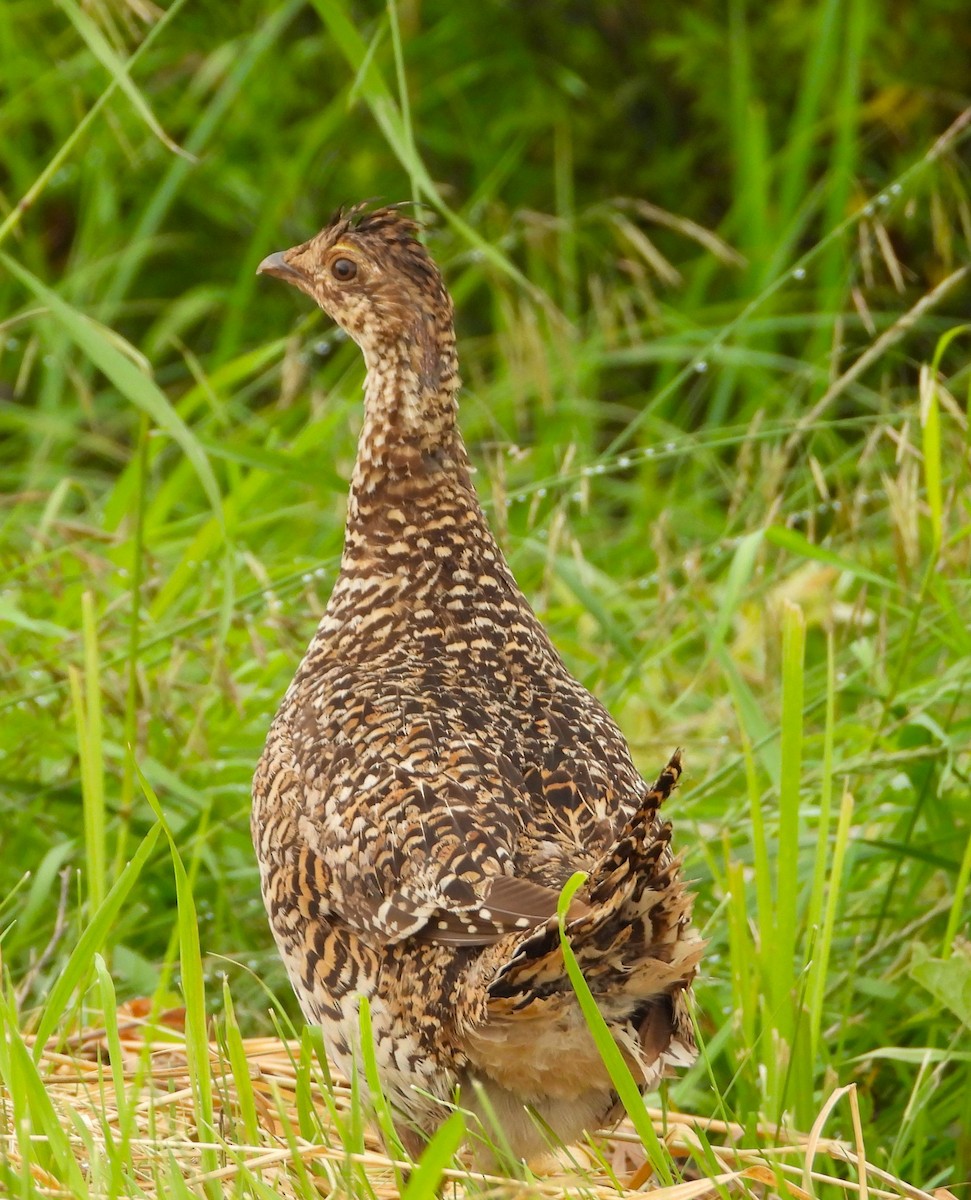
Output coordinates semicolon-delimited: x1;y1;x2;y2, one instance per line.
350;322;464;494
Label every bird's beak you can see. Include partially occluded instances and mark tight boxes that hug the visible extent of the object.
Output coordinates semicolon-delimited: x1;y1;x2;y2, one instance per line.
257;250;304;283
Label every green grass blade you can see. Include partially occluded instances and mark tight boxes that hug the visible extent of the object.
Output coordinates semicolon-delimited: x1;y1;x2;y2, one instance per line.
713;642;780;788
357;995;408;1174
75;591;107;914
93;954;128;1126
808;789;853;1063
773;601;805;1023
386;0;419;208
557;872;674;1186
115;413;149;881
0;0;191;250
401;1112;465;1200
815;0;867;315
725;854;756;1051
765;524;894;590
0;991;88;1196
308;1;432;199
727;0;770;265
919;363;943;553
136;765;219;1194
777;0;841;224
942;830;971;959
741;727;772;955
807;631;836;941
32;823;162;1057
53;0;190;158
1;253;225;532
221;979;260;1144
712;530;763;647
308;0;536;294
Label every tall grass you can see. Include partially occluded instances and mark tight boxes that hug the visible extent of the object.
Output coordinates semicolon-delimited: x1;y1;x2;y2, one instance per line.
1;0;970;1194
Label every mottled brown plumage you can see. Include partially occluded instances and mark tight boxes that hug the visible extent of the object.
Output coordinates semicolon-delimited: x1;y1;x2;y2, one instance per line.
252;204;703;1165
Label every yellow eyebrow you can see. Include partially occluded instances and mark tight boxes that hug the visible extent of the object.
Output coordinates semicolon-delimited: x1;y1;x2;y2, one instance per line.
330;242;356;256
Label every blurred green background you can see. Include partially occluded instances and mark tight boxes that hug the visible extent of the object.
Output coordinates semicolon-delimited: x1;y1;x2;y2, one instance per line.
1;0;970;1188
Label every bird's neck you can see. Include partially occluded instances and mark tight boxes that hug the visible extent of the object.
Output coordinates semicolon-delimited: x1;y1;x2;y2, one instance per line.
324;324;547;668
350;317;464;494
337;322;508;588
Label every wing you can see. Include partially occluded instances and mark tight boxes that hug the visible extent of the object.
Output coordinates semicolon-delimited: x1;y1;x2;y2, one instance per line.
253;709;587;950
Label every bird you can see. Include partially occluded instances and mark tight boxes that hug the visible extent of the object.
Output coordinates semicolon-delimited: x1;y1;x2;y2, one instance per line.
252;204;704;1167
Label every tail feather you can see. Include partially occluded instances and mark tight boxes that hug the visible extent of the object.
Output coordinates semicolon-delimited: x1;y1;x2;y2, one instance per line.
588;748;683;904
479;749;703;1088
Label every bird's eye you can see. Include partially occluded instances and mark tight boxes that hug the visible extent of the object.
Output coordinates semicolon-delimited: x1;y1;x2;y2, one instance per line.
331;257;357;282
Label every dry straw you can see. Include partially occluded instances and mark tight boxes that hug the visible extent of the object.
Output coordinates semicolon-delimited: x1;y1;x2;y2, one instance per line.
0;1008;942;1200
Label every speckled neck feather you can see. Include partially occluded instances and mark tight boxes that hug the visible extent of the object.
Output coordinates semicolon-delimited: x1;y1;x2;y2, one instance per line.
350;220;463;487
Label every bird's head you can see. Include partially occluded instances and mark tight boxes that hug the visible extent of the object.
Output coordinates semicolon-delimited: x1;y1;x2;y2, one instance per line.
257;204;452;361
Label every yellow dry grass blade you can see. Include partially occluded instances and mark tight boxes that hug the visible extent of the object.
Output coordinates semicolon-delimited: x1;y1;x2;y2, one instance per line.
0;1014;931;1200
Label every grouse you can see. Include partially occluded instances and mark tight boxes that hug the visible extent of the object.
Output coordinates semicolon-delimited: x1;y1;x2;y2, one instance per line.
253;205;703;1165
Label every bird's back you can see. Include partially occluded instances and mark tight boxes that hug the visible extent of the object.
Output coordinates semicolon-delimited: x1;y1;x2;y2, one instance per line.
255;458;649;924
